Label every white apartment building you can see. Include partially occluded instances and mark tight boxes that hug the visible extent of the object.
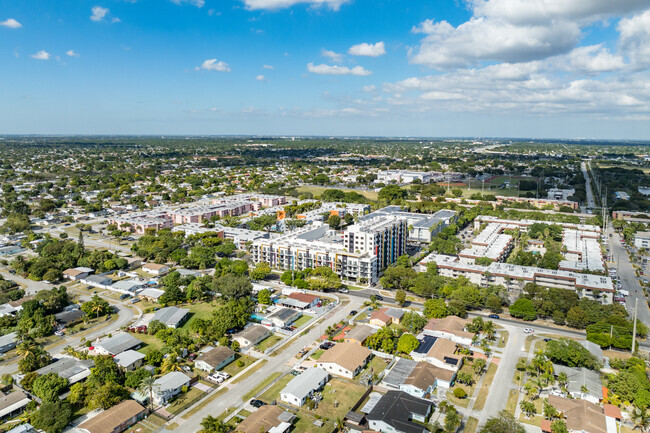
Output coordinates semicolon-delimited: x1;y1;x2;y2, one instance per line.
634;232;650;250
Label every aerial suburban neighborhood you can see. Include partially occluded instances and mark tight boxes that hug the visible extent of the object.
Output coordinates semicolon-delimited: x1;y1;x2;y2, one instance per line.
2;1;650;433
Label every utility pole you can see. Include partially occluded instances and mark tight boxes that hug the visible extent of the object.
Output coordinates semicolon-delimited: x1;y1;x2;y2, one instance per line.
631;298;638;353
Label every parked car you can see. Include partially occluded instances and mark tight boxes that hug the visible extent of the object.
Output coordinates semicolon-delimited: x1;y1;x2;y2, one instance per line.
250;399;266;408
543;338;553;342
131;298;141;304
374;295;384;301
119;293;131;300
319;342;335;350
488;314;500;319
524;328;534;334
349;310;358;316
338;288;349;293
207;374;224;384
188;353;197;361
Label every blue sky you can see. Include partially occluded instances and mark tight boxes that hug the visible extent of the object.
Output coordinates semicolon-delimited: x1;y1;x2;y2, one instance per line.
2;0;650;139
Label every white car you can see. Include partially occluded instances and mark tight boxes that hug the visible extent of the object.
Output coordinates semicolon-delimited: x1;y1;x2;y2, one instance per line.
207;374;224;383
523;328;534;334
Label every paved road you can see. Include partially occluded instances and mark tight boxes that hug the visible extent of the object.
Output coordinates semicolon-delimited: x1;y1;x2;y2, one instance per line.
0;269;138;374
581;161;597;211
164;296;364;433
608;230;650;328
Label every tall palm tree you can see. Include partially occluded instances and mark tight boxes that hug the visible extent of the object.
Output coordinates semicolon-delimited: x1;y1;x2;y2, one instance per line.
16;340;38;359
335;418;346;432
632;407;650;433
200;415;229;433
139;376;158;412
161;353;183;373
483;321;496;340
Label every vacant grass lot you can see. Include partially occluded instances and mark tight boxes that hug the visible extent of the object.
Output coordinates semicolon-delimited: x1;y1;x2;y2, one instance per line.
133;332;165;354
259;374;293;403
505;389;520;415
255;334;283;352
180;302;217;332
242;371;282;401
308;379;367;421
222;354;256;376
293;314;313;328
166;387;206;415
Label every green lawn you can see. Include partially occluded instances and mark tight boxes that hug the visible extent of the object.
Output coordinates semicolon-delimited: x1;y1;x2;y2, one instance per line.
472;363;498;411
221;354;256;375
134;332;165;354
166;387;206;415
497;330;509;348
464;417;479;433
505;389;520;415
293;315;313;328
242;371;282;401
180;302;218;332
309;379;368;421
292;415;329;433
310;349;325;360
255;334;283;352
259;374;293;403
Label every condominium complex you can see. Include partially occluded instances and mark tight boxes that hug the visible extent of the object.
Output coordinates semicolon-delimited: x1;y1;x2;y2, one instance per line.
360;206;458;243
375;170;440;185
251;215;408;284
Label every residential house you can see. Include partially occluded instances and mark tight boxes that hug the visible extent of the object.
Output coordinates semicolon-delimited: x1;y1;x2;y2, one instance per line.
0;390;30;422
54;310;86;327
264;307;302;328
316;342;371;379
35;357;94;385
151;306;190;329
0;332;17;354
81;274;113;287
287;292;320;308
153;372;191;405
142;263;169;275
111;279;145;293
383;358;456;397
94;333;142;356
280;367;329;407
233;325;271;348
78;400;147;433
138;288;164;303
63;267;92;281
544;395;609;433
114;350;146;371
421;316;473;346
370;308;394;327
235;405;294;433
344;325;376;345
367;390;432;433
552;364;603;404
410;337;462;372
194;346;236;372
6;423;37;433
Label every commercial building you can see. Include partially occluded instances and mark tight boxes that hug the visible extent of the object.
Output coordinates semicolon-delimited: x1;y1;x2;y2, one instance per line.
376;170;437;184
252;215;407;284
419;253;614;303
634;232;650;249
359;206;458;243
280;367;329;407
547;188;576;201
559;229;605;273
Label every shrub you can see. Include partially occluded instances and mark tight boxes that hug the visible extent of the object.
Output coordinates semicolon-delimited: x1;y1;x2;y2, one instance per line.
453;387;467;399
236;360;245;368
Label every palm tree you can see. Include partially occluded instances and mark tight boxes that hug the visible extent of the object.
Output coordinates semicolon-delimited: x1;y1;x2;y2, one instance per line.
483;321;496;340
335;418;346;432
520;400;537;417
200;415;229;433
139;376;158;412
557;372;568;390
161;353;183;373
473;358;486;376
632;407;650;433
91;302;103;320
16;340;39;359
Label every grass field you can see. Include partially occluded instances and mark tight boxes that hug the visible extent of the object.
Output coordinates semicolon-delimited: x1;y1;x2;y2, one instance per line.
464;417;479;433
180;302;217;333
310;379;367;421
259;374;293;403
497;330;509;348
293;314;313;328
166;387;206;415
134;332;165;354
310;349;325;360
222;354;256;376
242;371;282;401
255;334;283;352
296;185;378;201
292;415;329;433
505;389;520;415
472;363;498;411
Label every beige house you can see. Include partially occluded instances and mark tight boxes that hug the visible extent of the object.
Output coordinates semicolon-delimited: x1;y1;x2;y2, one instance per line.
316;342;371;379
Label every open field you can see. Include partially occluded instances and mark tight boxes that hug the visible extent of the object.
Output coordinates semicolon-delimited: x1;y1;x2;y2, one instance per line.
293;314;313;328
309;379;367;421
505;389;519;415
133;332;165;354
464;417;479;433
180;302;217;332
296;185;378;201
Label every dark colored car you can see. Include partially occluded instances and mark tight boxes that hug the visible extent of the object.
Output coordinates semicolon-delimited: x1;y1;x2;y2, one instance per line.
374;295;384;301
543;338;553;343
349;310;358;316
250;399;266;408
488;314;500;319
188;353;197;361
320;342;335;350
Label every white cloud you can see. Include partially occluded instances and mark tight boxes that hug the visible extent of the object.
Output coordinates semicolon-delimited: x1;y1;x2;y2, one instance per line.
322;49;343;62
0;18;22;29
30;50;51;60
618;9;650;68
198;59;231;72
263;64;274;69
90;6;109;22
256;74;266;81
363;85;377;92
348;41;386;57
170;0;205;7
307;62;371;76
66;50;80;58
242;0;349;11
559;44;625;73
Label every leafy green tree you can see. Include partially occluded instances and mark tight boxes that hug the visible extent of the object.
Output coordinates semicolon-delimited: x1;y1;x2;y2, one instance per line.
212;274;252;299
545;338;600;369
87;382;130;410
423;298;448;319
395;289;406;306
379;266;416;291
401;311;427;333
250;262;271;281
396;333;419;354
327;214;341;229
32;372;69;402
125;368;152;388
551;420;569;433
566;306;589;329
80;295;111;319
257;289;271;305
378;185;407;202
31;400;74;433
509;298;537;321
